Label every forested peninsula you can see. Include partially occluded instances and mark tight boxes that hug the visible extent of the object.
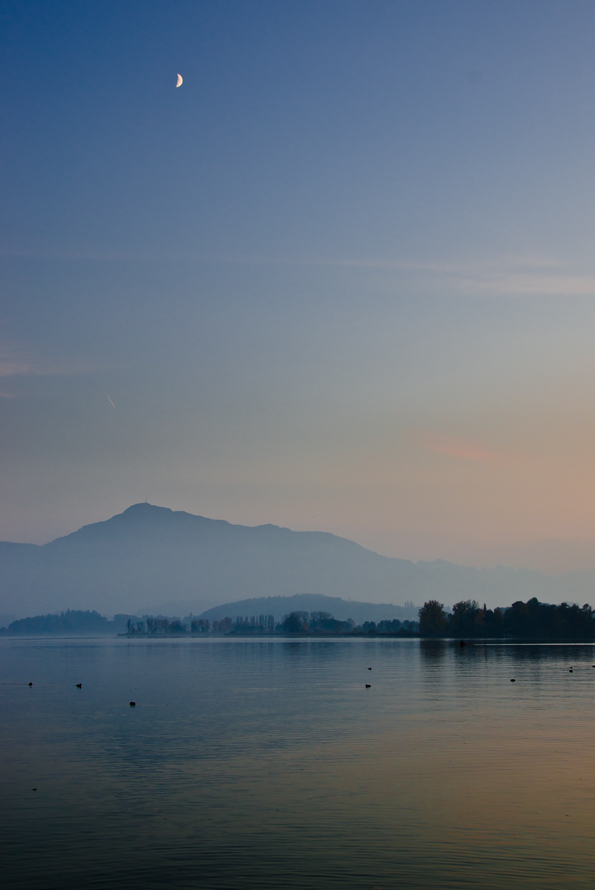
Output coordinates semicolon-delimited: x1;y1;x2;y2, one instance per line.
419;597;595;640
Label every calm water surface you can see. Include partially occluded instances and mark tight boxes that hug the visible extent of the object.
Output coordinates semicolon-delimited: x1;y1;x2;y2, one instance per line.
2;637;595;889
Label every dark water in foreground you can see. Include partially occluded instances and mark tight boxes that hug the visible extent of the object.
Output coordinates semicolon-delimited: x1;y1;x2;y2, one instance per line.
2;637;595;889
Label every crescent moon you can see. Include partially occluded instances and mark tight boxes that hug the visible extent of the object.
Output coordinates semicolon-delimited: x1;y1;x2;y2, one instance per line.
176;73;183;88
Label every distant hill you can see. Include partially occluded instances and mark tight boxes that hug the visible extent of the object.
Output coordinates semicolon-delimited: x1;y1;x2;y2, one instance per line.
0;609;133;636
0;502;592;620
198;594;420;624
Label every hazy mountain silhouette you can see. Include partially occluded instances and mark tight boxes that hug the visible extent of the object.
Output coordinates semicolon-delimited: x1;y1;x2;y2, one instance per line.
0;502;591;620
198;594;420;624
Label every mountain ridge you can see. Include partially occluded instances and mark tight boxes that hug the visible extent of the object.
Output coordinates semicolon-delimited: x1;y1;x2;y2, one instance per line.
0;502;592;620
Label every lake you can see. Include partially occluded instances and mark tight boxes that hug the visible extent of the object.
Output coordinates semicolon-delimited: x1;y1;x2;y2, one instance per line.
2;636;595;889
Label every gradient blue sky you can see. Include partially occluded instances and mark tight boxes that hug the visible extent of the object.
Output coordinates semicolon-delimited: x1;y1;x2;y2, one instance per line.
3;0;595;571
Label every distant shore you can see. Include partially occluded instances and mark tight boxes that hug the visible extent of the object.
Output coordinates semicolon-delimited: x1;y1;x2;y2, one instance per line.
4;598;595;641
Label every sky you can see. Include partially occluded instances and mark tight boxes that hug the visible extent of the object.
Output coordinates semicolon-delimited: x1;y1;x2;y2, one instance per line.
3;0;595;573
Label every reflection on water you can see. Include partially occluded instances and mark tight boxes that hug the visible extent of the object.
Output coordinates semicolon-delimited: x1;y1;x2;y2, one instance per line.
2;637;595;889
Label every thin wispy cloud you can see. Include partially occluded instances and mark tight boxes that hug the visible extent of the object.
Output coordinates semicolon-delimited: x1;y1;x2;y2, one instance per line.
0;356;35;378
459;273;595;297
3;243;593;298
316;254;595;298
0;348;105;380
0;245;145;261
417;431;512;465
0;245;556;272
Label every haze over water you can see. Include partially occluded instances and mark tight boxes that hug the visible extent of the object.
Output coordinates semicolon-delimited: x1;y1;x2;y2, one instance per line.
2;636;595;889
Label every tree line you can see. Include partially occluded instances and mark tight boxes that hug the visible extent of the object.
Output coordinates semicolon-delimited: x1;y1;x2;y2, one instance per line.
277;611;418;634
0;610;135;635
127;614;277;635
6;601;590;639
418;597;595;639
125;611;419;635
1;609;417;637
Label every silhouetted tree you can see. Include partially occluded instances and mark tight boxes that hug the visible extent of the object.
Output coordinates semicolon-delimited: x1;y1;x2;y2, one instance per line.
419;600;448;635
450;600;481;636
191;618;210;633
504;598;595;639
211;617;233;633
280;611;309;633
377;619;402;633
